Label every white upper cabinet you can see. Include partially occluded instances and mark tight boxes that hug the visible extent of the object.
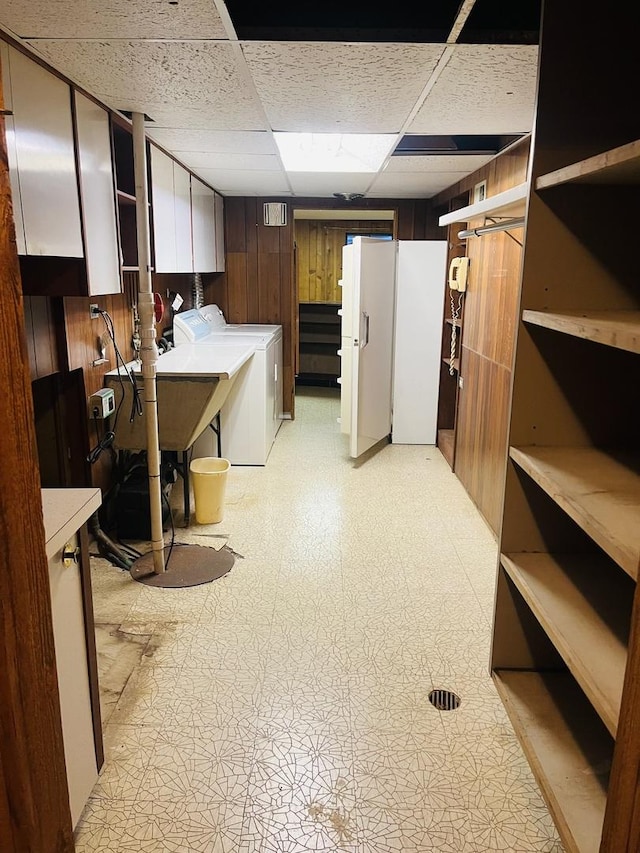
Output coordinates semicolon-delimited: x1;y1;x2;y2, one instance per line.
5;44;83;257
150;144;224;274
150;145;178;272
191;177;216;272
214;191;225;272
74;92;121;294
150;144;194;273
173;161;192;272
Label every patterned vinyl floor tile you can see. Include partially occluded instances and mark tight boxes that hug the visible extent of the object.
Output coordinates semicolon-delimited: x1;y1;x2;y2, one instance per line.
79;387;564;852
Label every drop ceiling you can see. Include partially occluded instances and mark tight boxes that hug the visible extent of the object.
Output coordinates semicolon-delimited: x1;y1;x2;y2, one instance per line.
0;0;541;199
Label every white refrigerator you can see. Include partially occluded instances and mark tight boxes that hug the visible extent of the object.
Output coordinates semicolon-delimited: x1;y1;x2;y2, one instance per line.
338;237;447;459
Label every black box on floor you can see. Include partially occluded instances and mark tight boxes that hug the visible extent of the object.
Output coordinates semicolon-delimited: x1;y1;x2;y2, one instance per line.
115;472;171;541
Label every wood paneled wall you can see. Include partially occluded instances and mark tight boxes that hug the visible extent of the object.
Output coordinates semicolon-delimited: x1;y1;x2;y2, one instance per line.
211;197;434;417
432;137;530;533
23;267;214;495
23;295;59;380
296;220;393;303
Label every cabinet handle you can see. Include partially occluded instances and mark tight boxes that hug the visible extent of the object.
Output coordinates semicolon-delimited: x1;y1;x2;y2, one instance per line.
62;542;80;567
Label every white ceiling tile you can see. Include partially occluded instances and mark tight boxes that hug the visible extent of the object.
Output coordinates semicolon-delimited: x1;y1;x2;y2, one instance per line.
241;42;446;133
408;45;538;135
385;153;495;173
288;172;372;196
190;168;291;196
367;170;470;198
25;40;267;129
142;105;269;132
145;129;277;155
0;0;227;39
178;152;281;171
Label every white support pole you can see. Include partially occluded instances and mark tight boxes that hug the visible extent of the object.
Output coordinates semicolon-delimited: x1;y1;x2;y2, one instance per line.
132;112;165;574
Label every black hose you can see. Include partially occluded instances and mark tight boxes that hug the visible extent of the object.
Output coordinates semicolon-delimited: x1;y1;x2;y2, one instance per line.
88;510;134;570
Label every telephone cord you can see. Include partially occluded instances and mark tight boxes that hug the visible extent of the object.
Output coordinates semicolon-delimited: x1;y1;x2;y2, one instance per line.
449;290;462;376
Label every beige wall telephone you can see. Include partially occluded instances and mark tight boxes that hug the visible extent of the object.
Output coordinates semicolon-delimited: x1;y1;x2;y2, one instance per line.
448;256;470;292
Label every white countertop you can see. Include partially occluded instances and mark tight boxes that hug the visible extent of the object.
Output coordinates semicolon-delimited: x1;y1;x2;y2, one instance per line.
42;488;102;559
106;341;256;380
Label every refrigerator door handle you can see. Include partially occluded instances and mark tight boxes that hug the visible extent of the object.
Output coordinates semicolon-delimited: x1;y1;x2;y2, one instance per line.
362;311;370;348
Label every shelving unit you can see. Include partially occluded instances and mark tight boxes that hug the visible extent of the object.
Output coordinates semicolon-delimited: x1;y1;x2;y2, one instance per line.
490;4;640;851
112;121;139;272
297;302;341;384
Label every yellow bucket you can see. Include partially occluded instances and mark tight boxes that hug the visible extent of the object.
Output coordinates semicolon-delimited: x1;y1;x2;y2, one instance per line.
189;457;231;524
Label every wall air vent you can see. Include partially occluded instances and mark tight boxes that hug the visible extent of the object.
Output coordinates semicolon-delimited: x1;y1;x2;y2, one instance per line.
264;202;287;226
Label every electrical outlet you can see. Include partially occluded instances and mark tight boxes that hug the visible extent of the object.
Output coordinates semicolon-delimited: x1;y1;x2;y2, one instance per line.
89;388;115;419
90;304;100;319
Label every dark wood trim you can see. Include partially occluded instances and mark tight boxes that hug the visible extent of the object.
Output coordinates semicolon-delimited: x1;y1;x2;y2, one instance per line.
0;94;74;853
78;524;103;771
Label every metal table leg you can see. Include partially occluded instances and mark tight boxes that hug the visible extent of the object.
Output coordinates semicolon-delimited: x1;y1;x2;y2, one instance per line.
209;412;222;457
182;449;190;527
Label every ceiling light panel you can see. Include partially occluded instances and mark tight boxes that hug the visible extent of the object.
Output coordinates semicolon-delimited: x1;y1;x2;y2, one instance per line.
25;40;267;129
242;42;445;133
275;133;396;173
0;0;227;39
408;45;538;135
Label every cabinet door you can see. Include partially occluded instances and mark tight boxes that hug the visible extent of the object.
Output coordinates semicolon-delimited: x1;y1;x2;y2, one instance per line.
0;41;26;254
150;145;177;273
173;162;193;272
74;92;121;294
8;45;83;257
48;533;98;828
214;191;225;272
191;177;216;272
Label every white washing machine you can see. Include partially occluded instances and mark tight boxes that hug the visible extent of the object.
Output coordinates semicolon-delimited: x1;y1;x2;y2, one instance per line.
174;307;283;465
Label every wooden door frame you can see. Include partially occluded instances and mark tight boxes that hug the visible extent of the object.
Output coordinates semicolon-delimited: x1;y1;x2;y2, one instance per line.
0;76;74;850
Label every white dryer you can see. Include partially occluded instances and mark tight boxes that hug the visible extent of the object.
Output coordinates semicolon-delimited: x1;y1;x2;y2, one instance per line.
174;306;283;465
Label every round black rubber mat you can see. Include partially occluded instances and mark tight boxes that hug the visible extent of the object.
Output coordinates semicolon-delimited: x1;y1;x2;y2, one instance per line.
130;544;234;587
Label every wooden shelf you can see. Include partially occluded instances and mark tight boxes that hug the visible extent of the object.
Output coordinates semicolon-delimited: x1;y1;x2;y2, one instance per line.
510;446;640;580
522;309;640;354
438;182;528;226
536;139;640;190
445;317;462;328
501;552;632;737
509;447;640;580
299;301;340;307
493;670;610;853
117;189;136;205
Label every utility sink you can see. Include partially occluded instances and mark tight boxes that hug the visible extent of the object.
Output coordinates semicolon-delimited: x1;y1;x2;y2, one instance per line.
104;343;255;452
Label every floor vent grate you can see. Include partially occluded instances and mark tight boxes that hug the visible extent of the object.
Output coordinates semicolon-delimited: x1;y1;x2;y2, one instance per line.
428;688;461;711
